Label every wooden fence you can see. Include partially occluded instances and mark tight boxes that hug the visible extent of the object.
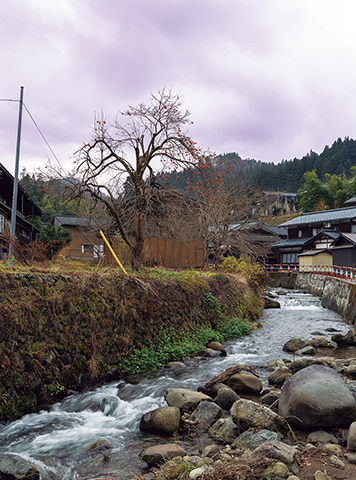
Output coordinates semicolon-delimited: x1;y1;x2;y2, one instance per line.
105;236;206;269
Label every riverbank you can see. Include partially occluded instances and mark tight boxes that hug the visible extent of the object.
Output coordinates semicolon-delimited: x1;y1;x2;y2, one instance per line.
0;267;264;421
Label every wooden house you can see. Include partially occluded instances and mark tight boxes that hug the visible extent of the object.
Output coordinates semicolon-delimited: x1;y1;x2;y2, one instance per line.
52;215;105;263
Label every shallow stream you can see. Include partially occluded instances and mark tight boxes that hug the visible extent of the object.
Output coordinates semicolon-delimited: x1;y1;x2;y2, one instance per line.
0;291;353;479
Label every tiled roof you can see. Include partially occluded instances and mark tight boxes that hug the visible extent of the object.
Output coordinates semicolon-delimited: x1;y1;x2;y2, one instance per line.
273;237;313;248
331;232;356;246
280;206;356;227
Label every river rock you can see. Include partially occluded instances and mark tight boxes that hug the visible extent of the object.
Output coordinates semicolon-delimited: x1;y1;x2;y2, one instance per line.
289;356;337;373
209;417;236;443
202;444;221;458
347;421;356;452
189;401;222;429
0;454;41;480
254;441;299;472
227;373;262;394
165;388;212;412
261;390;280;407
261;461;290;479
306;431;338;445
189;466;212;479
344;360;356;378
140;406;181;435
140;444;187;466
279;365;356;428
283;338;306;352
236;428;282;449
230;398;285;432
295;345;316;356
206;348;221;357
166;361;186;369
332;328;356;346
205;382;228;398
314;470;333;480
207;341;227;356
268;358;287;369
330;454;345;468
263;296;281;309
268;366;292;386
307;337;337;349
215;387;239;410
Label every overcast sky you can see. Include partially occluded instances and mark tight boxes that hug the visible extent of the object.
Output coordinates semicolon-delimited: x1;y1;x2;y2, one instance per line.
1;0;356;175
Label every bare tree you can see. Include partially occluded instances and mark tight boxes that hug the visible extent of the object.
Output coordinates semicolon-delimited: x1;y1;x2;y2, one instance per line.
48;89;211;268
186;176;269;267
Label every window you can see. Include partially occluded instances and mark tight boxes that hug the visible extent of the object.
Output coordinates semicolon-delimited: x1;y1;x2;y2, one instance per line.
298;230;302;238
82;244;104;258
82;244;94;254
282;253;298;264
0;214;5;234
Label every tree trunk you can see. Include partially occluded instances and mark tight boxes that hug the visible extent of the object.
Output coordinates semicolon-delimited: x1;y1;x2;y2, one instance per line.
131;194;145;269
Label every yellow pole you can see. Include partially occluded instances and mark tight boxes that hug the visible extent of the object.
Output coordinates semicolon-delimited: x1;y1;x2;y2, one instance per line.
100;230;128;275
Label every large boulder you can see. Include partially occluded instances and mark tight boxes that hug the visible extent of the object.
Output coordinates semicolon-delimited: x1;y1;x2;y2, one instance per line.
140;406;181;435
279;365;356;428
165;388;212;412
230;399;285;432
227;373;262;394
140;444;187;466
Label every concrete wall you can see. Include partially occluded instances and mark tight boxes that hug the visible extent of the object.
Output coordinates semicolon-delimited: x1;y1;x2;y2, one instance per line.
268;272;356;325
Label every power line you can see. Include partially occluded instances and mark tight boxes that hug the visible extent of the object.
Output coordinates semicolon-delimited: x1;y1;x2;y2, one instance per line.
1;96;64;169
23;103;63;168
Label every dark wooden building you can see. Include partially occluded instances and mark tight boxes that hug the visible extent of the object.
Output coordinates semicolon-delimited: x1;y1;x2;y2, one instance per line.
274;206;356;264
0;163;41;259
330;233;356;267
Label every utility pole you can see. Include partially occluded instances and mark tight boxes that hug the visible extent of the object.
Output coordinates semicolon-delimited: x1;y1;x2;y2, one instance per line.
9;86;24;260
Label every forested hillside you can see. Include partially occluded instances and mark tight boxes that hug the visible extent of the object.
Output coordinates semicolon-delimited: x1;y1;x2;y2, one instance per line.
161;137;356;194
250;136;356;191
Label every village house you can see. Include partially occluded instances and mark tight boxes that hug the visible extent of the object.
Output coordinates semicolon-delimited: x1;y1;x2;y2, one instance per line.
0;163;41;259
52;215;105;263
274;205;356;267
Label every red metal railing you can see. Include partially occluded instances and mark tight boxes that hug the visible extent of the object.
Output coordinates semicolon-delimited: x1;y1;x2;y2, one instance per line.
264;263;356;282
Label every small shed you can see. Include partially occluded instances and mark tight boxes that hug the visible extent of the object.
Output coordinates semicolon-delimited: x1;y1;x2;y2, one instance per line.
298;249;333;267
330;233;356;267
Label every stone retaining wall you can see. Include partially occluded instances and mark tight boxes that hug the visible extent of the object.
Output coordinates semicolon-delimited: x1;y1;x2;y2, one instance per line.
268;272;356;325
